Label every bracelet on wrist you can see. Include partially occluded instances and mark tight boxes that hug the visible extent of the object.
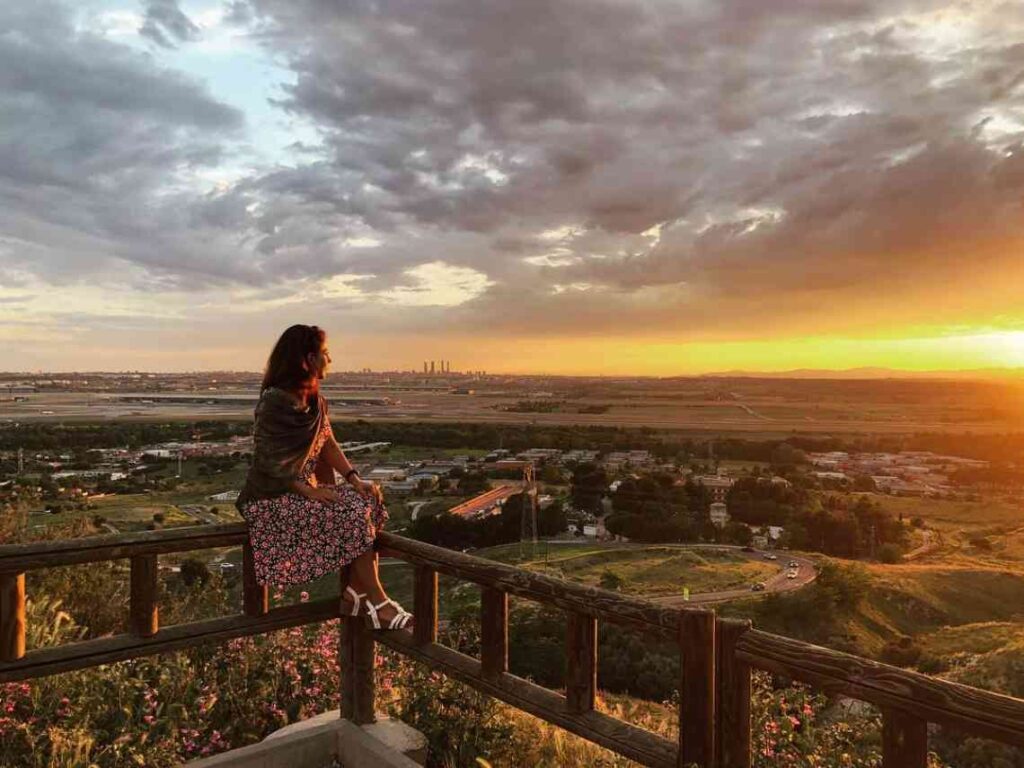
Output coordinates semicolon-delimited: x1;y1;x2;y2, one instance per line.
344;468;359;483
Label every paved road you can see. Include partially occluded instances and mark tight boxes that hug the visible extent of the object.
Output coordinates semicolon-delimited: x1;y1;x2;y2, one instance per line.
644;545;817;606
904;529;939;561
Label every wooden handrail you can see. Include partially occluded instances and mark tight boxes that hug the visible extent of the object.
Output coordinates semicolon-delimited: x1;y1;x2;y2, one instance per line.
3;525;1024;768
0;523;248;571
376;531;689;637
735;628;1024;748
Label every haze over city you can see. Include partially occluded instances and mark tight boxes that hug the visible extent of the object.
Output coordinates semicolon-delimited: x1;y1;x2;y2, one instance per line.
3;1;1024;374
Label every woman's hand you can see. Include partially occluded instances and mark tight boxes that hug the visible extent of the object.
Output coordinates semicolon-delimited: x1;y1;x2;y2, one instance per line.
351;478;384;505
300;484;342;504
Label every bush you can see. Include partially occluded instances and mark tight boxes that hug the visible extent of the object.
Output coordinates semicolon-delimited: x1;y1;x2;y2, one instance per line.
180;558;211;588
877;543;903;564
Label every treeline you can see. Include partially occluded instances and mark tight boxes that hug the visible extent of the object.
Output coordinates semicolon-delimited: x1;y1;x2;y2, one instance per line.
726;478;908;558
7;418;1023;465
0;421;249;451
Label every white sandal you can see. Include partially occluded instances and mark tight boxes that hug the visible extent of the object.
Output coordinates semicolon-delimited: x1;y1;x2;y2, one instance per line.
364;597;413;630
343;586;366;616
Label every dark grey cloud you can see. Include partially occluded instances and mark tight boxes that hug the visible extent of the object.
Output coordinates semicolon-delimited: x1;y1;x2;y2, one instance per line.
0;1;253;290
6;0;1024;345
139;0;201;49
232;0;1024;337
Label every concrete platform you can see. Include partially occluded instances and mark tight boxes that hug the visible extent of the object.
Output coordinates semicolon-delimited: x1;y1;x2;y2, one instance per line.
183;713;426;768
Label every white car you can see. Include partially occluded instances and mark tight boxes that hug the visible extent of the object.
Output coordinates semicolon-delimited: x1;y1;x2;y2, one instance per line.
786;571;798;580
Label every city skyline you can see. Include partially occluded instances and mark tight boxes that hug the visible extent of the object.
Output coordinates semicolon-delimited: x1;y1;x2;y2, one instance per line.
3;1;1024;375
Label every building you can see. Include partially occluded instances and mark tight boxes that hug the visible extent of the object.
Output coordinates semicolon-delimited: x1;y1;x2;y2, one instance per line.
695;475;735;502
208;490;239;502
365;467;407;482
709;502;729;527
561;450;599;465
493;459;533;472
517;448;563;463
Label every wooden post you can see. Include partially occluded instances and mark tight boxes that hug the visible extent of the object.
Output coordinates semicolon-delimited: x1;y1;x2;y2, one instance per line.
242;541;268;617
716;618;751;768
340;616;376;725
0;572;25;661
882;708;928;768
480;587;508;679
680;609;716;768
413;565;438;646
129;555;159;638
566;612;597;714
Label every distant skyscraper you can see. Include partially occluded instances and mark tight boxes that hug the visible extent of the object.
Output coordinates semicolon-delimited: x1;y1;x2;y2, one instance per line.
430;361;435;374
423;362;427;374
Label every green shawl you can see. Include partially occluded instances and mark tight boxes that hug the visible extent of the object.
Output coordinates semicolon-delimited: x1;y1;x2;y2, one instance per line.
236;387;328;511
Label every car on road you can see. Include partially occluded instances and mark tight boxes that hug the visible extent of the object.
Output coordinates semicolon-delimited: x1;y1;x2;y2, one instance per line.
765;554;778;560
788;561;799;568
786;572;798;579
750;582;766;592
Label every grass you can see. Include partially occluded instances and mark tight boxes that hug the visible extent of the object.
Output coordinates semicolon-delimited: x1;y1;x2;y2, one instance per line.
475;542;776;597
871;494;1024;532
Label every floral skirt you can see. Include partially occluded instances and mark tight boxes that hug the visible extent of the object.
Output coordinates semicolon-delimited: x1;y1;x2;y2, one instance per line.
242;484;389;587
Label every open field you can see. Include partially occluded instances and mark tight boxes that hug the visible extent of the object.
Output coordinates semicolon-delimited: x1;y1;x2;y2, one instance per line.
4;373;1024;434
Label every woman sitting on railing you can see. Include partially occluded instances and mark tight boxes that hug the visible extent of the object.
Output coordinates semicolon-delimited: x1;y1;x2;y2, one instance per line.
236;324;412;631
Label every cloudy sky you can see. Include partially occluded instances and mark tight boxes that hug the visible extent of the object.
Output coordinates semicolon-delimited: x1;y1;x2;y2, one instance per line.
2;0;1024;374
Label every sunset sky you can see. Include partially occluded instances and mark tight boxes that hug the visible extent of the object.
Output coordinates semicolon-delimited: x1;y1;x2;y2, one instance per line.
2;0;1024;375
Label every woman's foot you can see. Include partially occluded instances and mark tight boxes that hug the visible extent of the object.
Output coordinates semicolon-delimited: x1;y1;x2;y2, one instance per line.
364;596;414;630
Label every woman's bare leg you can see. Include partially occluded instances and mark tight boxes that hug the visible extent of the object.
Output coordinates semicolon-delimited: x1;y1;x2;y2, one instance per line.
347;548;411;626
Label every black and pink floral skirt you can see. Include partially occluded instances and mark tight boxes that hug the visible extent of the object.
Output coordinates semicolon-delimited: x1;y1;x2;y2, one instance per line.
242;484;388;586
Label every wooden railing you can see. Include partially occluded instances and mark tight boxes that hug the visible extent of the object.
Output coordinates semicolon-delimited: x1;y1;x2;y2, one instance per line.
2;524;1024;768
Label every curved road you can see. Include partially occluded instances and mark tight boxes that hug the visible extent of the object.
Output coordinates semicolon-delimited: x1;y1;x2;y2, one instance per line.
641;545;818;606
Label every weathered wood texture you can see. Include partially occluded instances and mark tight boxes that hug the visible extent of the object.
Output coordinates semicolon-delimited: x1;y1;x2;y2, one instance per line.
0;523;248;571
413;566;438;646
376;630;677;768
566;613;597;714
129;555;159;638
340;617;376;725
0;599;339;683
0;572;25;662
737;629;1024;748
378;531;684;637
882;708;928;768
680;610;716;768
480;587;508;679
715;619;752;768
242;541;268;617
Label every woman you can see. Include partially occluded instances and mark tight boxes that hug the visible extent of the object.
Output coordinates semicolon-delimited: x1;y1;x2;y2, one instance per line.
236;324;412;630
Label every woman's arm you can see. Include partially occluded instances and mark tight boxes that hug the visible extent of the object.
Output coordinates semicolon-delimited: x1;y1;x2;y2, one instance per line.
319;435;384;504
319;435;357;480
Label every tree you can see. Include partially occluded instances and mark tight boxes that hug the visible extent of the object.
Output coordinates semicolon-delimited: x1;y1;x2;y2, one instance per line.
180;558;211;588
570;463;608;514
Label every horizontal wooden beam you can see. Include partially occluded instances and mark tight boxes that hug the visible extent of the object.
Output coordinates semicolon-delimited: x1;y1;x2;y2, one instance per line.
0;598;339;683
376;630;677;768
0;523;248;572
737;629;1024;748
378;532;688;637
